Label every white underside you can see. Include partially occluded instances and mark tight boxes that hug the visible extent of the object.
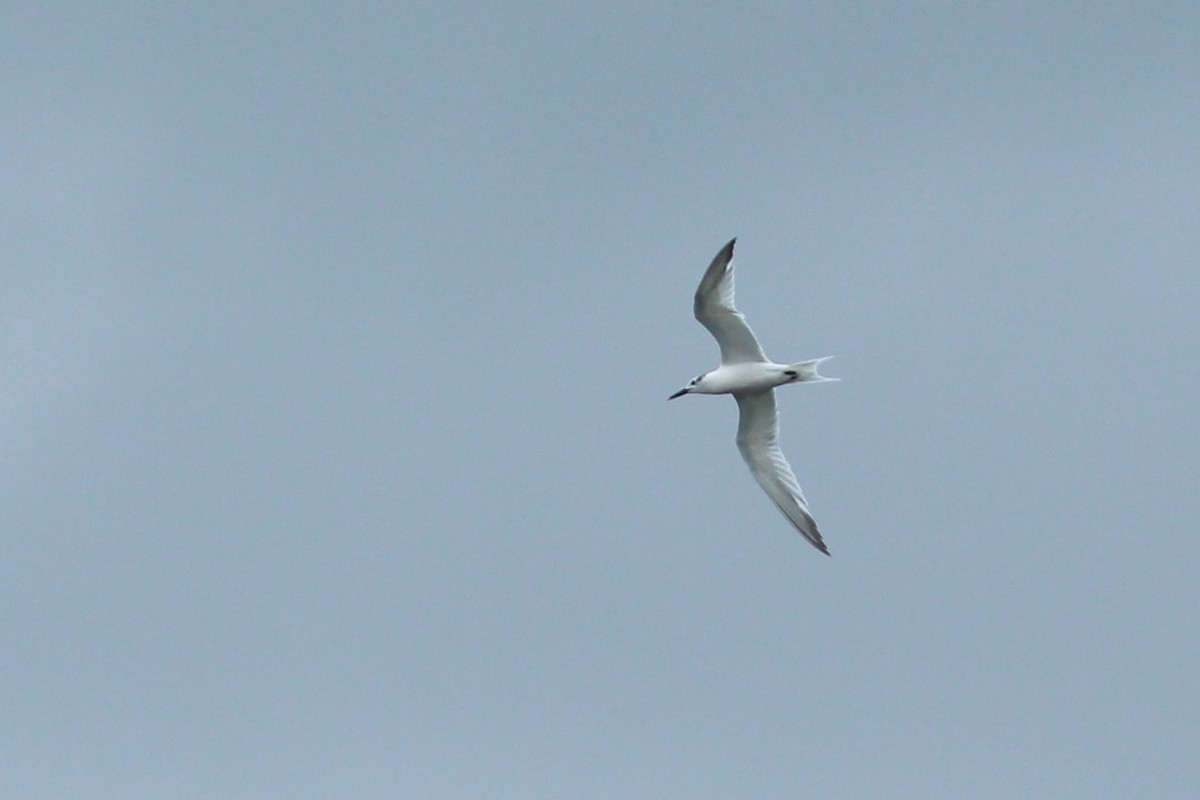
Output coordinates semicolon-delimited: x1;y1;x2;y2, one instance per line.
693;362;796;394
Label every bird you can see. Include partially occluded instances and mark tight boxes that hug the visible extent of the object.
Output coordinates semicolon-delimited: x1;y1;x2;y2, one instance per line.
668;238;837;555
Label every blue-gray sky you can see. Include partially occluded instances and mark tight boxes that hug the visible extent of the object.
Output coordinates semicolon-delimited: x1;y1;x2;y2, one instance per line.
4;4;1198;798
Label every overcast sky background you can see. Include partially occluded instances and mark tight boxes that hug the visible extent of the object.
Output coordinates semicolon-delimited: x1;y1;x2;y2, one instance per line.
3;3;1198;798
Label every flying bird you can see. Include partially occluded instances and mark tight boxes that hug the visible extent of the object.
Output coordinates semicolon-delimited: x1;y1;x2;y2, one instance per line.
669;238;837;555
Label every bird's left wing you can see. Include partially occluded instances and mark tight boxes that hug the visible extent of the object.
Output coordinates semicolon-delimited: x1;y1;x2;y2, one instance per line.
734;390;829;555
694;239;769;364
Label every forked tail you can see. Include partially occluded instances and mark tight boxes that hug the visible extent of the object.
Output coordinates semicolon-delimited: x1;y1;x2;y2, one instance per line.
787;356;839;383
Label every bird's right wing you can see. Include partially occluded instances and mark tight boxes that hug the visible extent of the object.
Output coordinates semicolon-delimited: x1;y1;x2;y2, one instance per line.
734;390;829;555
694;238;769;364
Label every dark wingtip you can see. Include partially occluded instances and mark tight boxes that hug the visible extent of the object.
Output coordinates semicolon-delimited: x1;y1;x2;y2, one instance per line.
719;237;736;264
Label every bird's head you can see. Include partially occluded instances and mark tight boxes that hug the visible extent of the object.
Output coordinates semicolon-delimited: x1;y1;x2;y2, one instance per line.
668;372;709;400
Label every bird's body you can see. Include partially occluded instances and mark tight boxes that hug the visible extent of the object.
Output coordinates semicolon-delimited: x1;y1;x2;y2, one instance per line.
669;239;837;555
681;361;820;395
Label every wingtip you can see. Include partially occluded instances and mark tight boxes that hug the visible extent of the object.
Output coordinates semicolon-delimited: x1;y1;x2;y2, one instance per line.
805;520;831;556
717;237;736;265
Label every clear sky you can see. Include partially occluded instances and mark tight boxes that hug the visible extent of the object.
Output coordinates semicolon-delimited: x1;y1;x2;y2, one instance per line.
4;3;1198;798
